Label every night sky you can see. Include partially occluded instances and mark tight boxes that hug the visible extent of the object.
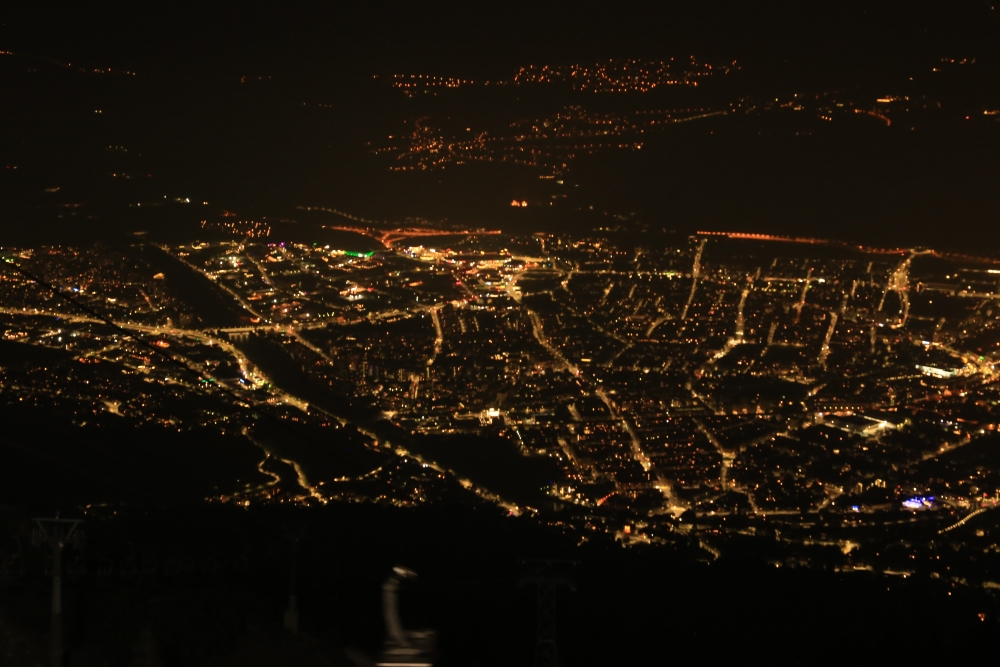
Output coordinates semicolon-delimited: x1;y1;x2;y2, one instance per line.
5;2;998;76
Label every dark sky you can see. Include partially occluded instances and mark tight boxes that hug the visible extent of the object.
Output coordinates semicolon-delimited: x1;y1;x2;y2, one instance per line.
4;1;999;77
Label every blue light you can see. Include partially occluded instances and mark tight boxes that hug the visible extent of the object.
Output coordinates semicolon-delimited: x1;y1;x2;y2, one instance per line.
902;496;934;510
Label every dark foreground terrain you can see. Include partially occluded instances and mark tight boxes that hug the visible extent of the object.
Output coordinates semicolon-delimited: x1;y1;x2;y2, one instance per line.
1;501;996;666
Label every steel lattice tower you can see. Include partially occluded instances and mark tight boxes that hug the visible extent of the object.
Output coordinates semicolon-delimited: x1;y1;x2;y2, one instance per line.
519;560;577;667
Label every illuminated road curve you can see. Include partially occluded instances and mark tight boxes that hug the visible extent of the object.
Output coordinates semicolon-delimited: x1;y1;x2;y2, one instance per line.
939;507;991;534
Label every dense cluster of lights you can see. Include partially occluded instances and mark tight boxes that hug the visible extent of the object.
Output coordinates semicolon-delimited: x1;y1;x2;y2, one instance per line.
389;57;738;97
378;106;720;174
5;230;1000;569
514;57;738;93
201;219;272;238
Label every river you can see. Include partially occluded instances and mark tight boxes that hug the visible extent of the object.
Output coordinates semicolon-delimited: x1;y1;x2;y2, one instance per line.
139;245;560;509
135;245;249;328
